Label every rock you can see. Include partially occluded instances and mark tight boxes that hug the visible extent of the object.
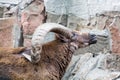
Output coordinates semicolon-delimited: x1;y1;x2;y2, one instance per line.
88;11;120;54
20;0;46;47
0;17;15;47
0;0;46;47
62;53;120;80
86;69;120;80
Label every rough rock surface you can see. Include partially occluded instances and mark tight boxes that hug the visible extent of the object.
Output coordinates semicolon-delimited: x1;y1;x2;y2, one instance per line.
45;0;120;19
0;0;46;47
20;0;46;47
62;53;120;80
89;11;120;54
0;17;15;47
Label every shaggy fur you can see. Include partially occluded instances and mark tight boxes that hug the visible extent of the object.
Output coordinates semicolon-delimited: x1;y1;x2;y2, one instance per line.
0;41;73;80
0;32;96;80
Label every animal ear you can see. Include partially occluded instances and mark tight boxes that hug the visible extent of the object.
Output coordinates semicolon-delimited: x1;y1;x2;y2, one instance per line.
55;34;69;42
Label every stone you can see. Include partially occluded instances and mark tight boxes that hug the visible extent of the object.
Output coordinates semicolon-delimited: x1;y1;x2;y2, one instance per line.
0;17;15;47
62;53;120;80
0;7;4;18
0;0;46;47
20;0;46;47
0;0;20;5
101;11;120;53
21;0;45;34
45;0;120;19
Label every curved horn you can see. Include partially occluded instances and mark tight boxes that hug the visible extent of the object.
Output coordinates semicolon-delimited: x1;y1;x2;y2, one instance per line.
32;23;73;46
27;23;73;63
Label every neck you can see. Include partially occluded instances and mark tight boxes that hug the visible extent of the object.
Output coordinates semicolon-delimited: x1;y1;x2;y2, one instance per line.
41;40;75;79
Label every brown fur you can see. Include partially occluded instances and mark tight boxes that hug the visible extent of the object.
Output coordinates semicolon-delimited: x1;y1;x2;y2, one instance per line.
0;40;72;80
0;32;96;80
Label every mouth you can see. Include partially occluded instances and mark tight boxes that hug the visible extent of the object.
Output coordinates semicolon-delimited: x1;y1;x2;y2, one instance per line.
89;34;97;44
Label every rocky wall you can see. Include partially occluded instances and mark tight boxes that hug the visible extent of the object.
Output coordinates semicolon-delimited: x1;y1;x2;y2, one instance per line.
0;0;46;47
20;0;46;47
0;17;15;47
62;53;120;80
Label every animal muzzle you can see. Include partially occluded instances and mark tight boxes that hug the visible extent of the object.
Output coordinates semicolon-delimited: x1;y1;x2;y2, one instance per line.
89;34;97;44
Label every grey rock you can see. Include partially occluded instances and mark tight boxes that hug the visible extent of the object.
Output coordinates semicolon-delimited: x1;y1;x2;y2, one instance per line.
62;53;120;80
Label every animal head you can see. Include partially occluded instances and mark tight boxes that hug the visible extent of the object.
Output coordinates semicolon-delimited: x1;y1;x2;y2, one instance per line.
23;23;97;63
70;31;97;48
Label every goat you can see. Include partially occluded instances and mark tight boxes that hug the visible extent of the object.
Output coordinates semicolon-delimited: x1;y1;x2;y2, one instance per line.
0;23;97;80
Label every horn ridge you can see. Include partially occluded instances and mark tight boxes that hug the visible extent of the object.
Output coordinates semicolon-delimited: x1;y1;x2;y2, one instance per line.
32;23;73;46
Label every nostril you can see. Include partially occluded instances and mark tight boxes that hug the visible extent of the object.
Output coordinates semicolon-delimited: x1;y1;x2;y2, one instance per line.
89;34;97;44
91;38;97;44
